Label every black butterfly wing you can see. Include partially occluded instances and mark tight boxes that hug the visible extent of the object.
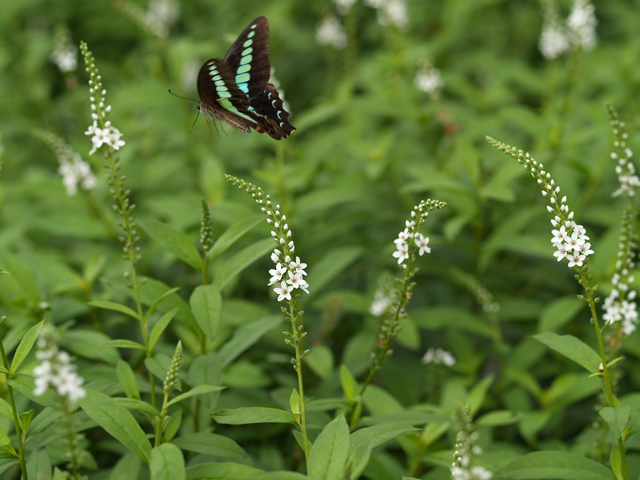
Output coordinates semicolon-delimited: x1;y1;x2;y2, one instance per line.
249;84;296;140
197;58;260;133
223;16;271;100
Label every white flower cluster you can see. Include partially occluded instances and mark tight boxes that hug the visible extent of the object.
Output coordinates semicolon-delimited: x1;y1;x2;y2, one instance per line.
567;0;597;51
33;327;86;403
370;272;395;316
415;58;443;97
364;0;409;30
452;430;492;480
316;15;348;49
265;205;309;302
609;118;639;198
81;42;126;156
34;130;96;196
333;0;357;15
50;25;77;73
551;219;593;268
118;0;179;38
539;0;597;60
603;276;638;335
393;225;430;266
422;348;455;366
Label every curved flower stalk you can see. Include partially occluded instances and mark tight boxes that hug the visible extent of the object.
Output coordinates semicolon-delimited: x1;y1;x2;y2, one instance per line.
487;136;630;480
351;199;446;429
451;406;493;480
602;105;639;356
225;175;311;467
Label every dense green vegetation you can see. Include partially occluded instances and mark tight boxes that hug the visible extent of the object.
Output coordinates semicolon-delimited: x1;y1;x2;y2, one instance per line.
0;0;640;479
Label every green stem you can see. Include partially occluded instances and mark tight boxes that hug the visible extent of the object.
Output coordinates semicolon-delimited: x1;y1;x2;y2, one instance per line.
0;332;28;480
289;300;310;470
582;269;630;480
63;403;82;479
155;393;170;447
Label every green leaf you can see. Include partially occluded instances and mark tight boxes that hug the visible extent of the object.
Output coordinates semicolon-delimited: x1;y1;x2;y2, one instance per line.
190;285;221;342
610;445;623;480
111;397;159;416
599;406;632;439
88;300;140;321
185;462;264;480
304;246;363;296
140;218;204;270
348;423;415;456
476;410;520;427
117;359;141;399
10;319;44;375
218;315;282;367
140;279;199;333
0;398;13;420
499;451;616;480
212;407;296;425
538;296;585;332
150;443;185;480
308;414;350;480
208;215;264;260
213;237;274;290
8;375;64;409
305;345;334;380
26;448;52;480
340;365;357;402
60;330;120;364
256;473;309;480
149;308;179;352
467;375;494;417
108;453;142;480
166;385;224;408
347;437;372;480
19;410;34;435
533;332;601;374
105;339;147;350
145;287;181;323
172;432;249;461
78;389;151;464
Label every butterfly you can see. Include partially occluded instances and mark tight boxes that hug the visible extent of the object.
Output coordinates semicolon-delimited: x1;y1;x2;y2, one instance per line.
197;16;295;140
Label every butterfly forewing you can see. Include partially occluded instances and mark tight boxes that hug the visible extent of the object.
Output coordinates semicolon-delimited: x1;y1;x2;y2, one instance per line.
224;16;271;99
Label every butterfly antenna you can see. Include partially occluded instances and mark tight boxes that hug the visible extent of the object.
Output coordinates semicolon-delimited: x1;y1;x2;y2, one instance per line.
168;89;199;102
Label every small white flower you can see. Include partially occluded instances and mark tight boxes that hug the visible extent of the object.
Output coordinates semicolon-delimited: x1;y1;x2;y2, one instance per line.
289;256;307;275
393;242;409;264
274;281;293;302
415;233;431;256
395;228;413;245
268;263;287;285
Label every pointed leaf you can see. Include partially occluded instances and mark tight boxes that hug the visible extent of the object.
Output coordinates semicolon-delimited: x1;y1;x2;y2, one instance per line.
599;406;632;439
212;407;296;425
185;462;264;479
150;443;185;480
208;215;264;260
308;414;350;480
88;300;140;321
140;219;204;270
26;448;52;480
304;247;363;296
108;453;142;480
533;332;601;374
111;397;159;416
218;315;282;367
10;319;44;375
105;339;146;350
499;451;616;480
190;285;221;342
117;359;140;399
172;432;249;461
78;389;151;464
348;423;415;456
149;308;179;351
166;385;224;408
213;238;274;290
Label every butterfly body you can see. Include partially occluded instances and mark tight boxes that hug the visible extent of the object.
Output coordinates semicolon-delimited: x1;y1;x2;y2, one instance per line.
197;17;295;140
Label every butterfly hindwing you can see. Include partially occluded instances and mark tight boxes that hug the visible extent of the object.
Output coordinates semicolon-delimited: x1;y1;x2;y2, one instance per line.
223;16;271;99
249;84;295;140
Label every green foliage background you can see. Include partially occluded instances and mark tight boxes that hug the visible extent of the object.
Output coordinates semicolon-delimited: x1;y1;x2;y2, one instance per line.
0;0;640;478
